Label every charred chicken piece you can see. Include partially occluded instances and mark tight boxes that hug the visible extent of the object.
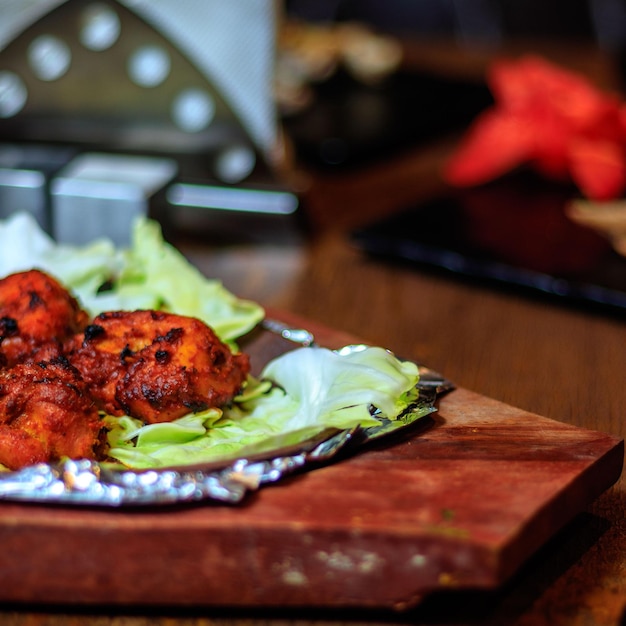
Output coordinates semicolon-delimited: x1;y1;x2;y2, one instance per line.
0;357;102;470
67;310;250;423
0;269;89;366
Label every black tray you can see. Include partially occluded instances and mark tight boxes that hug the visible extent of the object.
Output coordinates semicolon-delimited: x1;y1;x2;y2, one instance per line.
352;172;626;315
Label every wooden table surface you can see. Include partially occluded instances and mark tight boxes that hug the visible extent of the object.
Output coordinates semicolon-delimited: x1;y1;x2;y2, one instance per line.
2;40;626;626
2;188;623;625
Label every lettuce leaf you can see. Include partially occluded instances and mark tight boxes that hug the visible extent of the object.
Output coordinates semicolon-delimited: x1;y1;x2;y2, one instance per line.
0;213;428;471
261;345;420;428
113;218;264;341
0;212;122;311
105;346;425;469
0;212;263;343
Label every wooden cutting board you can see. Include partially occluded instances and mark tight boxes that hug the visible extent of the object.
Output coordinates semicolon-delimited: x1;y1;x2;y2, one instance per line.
0;310;621;610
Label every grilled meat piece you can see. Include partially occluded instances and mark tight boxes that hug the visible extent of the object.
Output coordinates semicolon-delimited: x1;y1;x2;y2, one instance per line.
0;357;102;470
67;310;250;423
0;269;252;470
0;269;89;366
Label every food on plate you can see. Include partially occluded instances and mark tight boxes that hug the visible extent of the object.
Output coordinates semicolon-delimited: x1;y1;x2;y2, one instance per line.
66;310;250;423
0;213;429;473
0;212;265;346
0;265;251;469
0;269;89;367
0;357;102;470
106;344;424;470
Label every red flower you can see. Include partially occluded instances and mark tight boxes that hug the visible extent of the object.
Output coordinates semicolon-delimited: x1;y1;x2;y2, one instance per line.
444;55;626;201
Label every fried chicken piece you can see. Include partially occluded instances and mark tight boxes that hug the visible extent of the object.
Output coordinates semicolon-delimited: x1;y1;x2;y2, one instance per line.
0;269;89;366
67;310;250;423
0;357;102;470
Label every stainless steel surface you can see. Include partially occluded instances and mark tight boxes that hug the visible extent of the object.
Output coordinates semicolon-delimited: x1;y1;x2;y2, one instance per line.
50;152;177;245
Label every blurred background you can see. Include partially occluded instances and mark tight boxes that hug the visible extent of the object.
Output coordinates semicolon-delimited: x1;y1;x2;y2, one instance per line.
0;0;625;248
285;0;626;45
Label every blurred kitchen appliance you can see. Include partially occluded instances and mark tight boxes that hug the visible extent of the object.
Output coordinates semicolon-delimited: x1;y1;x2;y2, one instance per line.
0;0;298;244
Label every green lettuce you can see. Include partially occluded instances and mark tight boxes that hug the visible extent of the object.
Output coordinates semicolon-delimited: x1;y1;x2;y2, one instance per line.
0;213;427;471
0;212;263;343
91;218;264;342
105;345;425;469
0;212;122;311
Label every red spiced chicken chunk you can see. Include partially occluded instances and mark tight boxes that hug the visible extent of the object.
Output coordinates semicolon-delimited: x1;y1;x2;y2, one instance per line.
0;357;102;470
0;269;251;469
67;310;250;424
0;269;89;366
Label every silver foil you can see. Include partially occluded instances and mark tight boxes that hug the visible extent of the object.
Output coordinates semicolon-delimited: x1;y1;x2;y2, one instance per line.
0;324;453;507
0;428;357;506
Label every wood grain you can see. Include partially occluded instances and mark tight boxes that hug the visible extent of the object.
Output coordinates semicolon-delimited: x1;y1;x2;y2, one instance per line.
0;315;620;614
2;36;626;626
180;233;626;626
0;250;624;626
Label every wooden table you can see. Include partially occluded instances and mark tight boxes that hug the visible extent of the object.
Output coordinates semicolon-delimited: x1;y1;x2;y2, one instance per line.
1;173;623;625
2;39;626;626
